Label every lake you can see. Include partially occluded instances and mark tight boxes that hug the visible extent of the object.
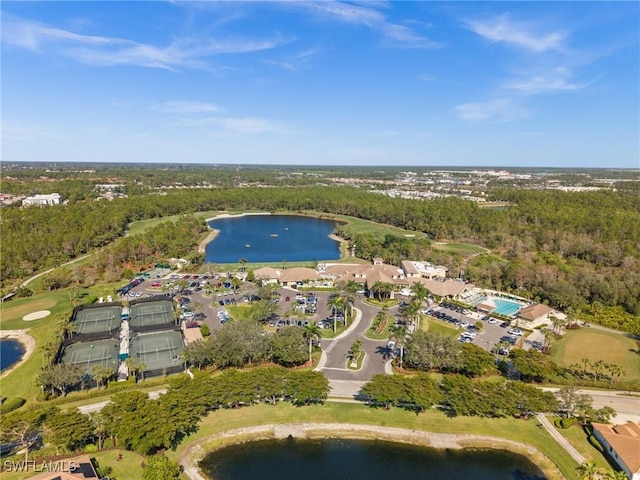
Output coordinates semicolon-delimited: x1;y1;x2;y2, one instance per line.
200;438;546;480
206;214;341;264
0;339;25;372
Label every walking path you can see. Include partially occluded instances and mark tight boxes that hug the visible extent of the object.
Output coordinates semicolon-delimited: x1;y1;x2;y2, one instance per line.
536;413;586;465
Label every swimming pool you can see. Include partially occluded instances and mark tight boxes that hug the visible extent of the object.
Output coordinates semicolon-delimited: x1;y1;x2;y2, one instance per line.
474;296;524;316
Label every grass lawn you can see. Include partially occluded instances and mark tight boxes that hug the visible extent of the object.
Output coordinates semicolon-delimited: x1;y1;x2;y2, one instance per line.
90;449;147;480
126;210;221;236
421;317;459;337
326;213;429;242
364;315;393;340
346;351;366;370
0;449;145;480
550;329;640;385
0;290;74;403
554;422;612;471
432;242;489;255
167;402;577;480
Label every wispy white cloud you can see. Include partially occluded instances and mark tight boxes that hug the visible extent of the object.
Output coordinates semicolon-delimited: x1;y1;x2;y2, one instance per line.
153;101;224;114
455;98;527;123
289;1;441;49
504;67;590;94
418;73;435;81
173;116;291;134
465;14;566;53
1;14;290;70
265;46;323;72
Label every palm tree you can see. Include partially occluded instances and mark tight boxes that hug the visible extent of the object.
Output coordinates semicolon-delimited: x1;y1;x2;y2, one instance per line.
593;359;607;383
327;295;344;334
576;461;599;480
239;257;247;273
371;281;393;302
603;470;629;480
410;282;429;307
541;327;555;354
607;363;621;386
137;361;147;382
580;358;592;378
402;301;422;332
550;315;565;335
337;280;360;326
389;323;406;368
349;339;362;362
303;323;321;362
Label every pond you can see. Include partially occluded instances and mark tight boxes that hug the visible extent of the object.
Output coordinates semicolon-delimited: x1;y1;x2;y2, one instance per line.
206;214;341;264
0;339;25;372
199;438;546;480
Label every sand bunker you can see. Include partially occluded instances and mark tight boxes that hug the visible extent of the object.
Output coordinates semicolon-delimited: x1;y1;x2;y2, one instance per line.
23;310;51;321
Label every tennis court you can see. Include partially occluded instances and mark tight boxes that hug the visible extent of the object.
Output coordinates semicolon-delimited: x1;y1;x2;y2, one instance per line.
129;330;184;373
129;300;175;329
73;305;122;335
59;339;119;374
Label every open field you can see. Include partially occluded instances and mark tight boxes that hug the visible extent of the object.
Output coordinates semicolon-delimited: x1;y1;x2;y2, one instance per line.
126;210;221;237
550;329;640;384
327;213;429;241
433;242;490;254
422;317;460;337
168;402;578;480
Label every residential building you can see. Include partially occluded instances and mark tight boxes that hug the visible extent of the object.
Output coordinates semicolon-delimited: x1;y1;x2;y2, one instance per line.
592;422;640;480
22;193;62;206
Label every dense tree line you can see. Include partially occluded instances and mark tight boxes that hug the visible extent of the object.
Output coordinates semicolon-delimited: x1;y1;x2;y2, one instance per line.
360;373;557;418
3;185;638;329
0;367;329;458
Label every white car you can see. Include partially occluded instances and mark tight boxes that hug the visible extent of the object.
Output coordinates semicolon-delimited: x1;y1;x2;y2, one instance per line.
508;328;524;336
488;318;498;324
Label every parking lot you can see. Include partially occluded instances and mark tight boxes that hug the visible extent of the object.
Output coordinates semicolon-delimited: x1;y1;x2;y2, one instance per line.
426;304;526;353
120;275;341;334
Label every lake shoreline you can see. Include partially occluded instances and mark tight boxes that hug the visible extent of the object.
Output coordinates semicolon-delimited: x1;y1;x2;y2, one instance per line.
0;330;36;379
178;422;561;480
200;212;345;264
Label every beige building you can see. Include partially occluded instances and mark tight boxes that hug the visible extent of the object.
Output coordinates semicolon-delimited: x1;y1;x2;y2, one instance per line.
592;422;640;480
517;303;557;324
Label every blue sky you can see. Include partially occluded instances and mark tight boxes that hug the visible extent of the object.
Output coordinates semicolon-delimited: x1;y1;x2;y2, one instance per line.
2;1;638;168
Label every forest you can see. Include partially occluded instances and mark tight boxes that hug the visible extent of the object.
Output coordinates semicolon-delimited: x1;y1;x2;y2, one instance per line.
1;172;639;332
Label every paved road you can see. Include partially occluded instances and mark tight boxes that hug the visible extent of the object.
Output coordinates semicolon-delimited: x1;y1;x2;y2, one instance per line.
542;387;640;424
316;299;392;388
20;254;92;287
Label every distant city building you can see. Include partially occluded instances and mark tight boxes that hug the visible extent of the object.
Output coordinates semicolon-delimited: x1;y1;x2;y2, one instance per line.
22;193;61;206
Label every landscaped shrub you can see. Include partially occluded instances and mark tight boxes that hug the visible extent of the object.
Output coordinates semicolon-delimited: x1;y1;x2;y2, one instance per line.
561;417;577;428
0;397;26;414
588;434;605;453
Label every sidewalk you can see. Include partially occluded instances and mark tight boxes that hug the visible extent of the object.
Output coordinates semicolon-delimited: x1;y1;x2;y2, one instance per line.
536;413;585;465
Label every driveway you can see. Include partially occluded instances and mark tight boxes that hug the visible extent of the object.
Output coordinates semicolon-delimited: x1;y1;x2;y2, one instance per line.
316;298;391;383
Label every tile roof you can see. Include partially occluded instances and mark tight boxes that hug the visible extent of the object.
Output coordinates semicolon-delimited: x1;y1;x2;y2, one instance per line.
592;422;640;473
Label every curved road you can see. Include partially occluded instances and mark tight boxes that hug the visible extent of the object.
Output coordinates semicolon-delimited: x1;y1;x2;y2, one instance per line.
316;299;395;397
